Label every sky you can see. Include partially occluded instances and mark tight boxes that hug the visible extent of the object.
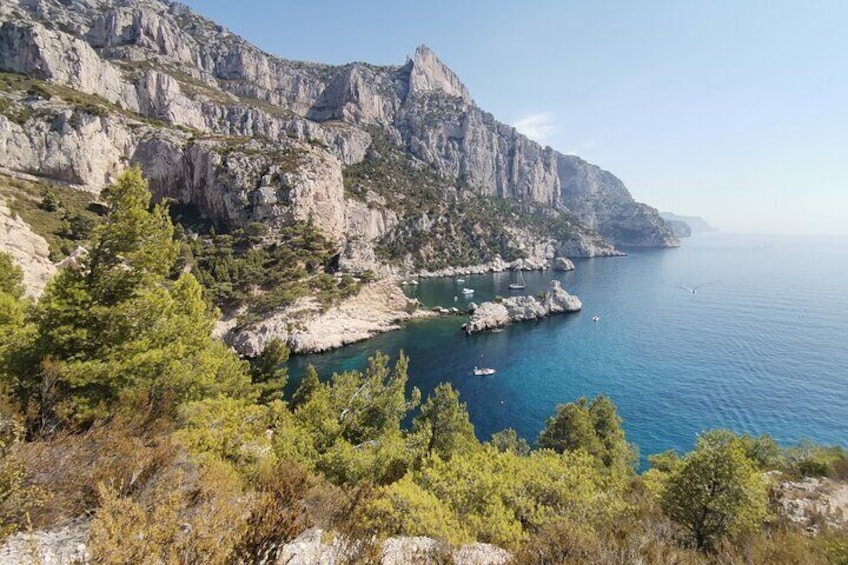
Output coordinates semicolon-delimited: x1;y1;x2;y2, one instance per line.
181;0;848;235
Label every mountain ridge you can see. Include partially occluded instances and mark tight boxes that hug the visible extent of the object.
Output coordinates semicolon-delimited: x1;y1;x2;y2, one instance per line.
0;0;677;352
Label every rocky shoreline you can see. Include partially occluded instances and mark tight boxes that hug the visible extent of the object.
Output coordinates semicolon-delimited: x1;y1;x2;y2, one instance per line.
226;256;589;356
223;279;435;356
462;280;582;335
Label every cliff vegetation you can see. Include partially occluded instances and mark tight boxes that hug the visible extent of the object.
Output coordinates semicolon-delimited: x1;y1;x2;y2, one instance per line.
0;170;846;564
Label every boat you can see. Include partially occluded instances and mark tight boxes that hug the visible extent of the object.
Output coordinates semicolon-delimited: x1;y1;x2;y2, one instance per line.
409;279;418;286
592;315;600;322
456;278;465;284
508;270;526;290
473;366;496;376
461;287;475;295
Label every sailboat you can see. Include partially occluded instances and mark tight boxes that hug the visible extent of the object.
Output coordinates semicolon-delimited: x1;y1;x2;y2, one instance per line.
508;270;526;290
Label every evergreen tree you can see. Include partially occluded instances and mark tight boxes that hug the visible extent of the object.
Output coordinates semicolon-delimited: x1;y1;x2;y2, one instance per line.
661;433;769;551
536;397;603;458
489;428;531;456
536;395;635;473
13;168;250;431
0;254;34;404
291;365;320;409
589;395;637;471
411;383;477;460
249;337;290;403
0;253;24;299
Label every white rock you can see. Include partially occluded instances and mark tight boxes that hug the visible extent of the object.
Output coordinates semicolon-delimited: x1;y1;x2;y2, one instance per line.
0;197;56;298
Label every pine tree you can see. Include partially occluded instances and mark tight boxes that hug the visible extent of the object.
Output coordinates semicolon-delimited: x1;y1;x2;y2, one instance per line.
15;168;250;431
411;383;476;460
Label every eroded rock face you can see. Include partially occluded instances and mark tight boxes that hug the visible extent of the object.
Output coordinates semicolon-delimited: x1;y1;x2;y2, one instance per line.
464;280;582;334
0;197;55;298
552;256;575;271
0;0;676;251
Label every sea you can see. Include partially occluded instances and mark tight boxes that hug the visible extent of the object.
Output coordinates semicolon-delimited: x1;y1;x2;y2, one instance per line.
288;233;848;464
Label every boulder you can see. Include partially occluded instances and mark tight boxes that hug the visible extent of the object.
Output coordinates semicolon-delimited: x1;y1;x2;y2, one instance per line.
552;256;575;271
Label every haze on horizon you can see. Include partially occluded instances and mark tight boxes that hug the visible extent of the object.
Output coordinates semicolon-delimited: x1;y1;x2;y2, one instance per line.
183;0;848;236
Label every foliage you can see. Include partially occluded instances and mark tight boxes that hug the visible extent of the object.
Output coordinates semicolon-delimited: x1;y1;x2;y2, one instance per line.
409;446;623;549
183;216;359;318
230;459;316;563
0;253;24;299
0;417;47;540
409;383;477;461
659;432;769;551
4;168;251;432
248;337;289;403
290;365;320;409
782;441;848;480
89;459;245;565
537;395;637;473
362;474;468;545
0;174;103;260
175;396;276;470
293;353;420;484
489;428;531;456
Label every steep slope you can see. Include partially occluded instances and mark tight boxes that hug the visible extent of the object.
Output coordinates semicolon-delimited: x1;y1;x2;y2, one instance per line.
0;0;677;351
0;0;675;251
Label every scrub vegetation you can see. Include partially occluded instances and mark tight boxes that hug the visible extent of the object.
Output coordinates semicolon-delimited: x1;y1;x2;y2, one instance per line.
0;170;846;563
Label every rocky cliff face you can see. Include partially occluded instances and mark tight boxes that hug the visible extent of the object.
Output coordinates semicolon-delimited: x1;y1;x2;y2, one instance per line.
0;0;675;253
0;196;55;298
0;0;677;351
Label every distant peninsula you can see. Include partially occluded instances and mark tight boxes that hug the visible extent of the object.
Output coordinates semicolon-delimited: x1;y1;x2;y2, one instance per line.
660;212;718;237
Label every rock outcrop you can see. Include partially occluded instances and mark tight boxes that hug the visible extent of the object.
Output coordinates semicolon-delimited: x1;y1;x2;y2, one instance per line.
0;522;512;565
0;0;676;250
464;280;582;334
0;197;55;298
281;528;511;565
552;256;576;271
228;279;430;355
0;518;90;565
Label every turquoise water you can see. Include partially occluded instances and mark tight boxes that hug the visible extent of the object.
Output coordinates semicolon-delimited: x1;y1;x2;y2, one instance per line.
289;234;848;462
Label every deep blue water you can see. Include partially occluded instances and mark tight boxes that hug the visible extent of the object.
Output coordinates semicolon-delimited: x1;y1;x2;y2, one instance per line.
289;234;848;462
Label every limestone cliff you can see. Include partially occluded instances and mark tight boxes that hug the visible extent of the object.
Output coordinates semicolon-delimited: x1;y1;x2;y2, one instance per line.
0;0;678;352
0;196;55;298
0;0;675;252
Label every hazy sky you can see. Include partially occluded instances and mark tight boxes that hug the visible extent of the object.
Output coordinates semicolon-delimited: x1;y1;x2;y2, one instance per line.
182;1;847;235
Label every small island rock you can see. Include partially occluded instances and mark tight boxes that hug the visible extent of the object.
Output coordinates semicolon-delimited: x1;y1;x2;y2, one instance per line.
464;280;582;334
552;256;575;271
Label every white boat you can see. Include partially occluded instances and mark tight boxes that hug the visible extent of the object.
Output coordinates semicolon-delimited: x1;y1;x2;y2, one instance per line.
508;270;526;290
461;287;475;295
456;278;465;284
409;279;418;286
473;366;496;376
592;315;600;322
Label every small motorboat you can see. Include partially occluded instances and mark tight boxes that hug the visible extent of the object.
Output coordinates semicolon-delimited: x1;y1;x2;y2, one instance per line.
592;315;600;322
409;280;418;286
473;367;496;376
456;278;466;284
509;270;526;290
461;287;475;295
